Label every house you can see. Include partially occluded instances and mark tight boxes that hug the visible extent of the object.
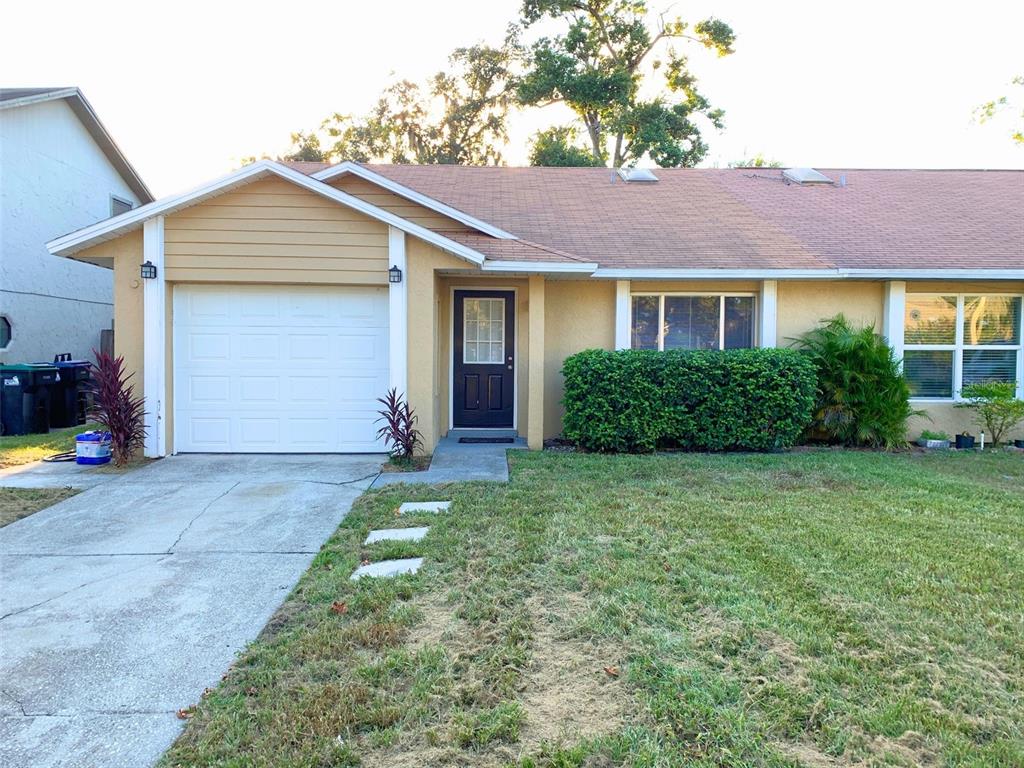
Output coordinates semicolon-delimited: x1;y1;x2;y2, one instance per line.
0;87;153;363
44;160;1023;455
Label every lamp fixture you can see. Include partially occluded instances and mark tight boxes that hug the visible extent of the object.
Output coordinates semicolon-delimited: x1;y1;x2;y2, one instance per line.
388;264;403;284
140;261;157;280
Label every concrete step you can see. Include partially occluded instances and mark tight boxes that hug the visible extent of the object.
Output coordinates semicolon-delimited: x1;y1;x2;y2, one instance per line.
350;557;424;580
398;501;451;515
364;526;429;545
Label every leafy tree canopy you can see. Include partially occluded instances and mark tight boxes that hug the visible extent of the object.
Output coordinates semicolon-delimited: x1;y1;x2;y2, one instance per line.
529;125;604;165
518;0;735;167
975;75;1024;146
320;43;519;165
728;153;783;168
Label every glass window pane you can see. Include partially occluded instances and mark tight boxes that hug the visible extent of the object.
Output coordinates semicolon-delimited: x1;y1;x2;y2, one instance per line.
903;350;953;398
963;296;1021;346
724;296;754;349
631;296;659;350
962;349;1018;386
664;296;720;350
464;298;504;363
904;296;956;344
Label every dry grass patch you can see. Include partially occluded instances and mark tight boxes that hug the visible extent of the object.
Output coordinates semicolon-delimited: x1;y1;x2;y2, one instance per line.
0;486;78;527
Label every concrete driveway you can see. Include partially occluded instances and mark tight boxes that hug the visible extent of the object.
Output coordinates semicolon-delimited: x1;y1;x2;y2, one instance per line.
0;454;382;768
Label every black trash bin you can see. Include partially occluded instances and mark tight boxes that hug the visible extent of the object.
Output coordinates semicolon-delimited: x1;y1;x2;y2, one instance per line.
0;364;59;436
48;356;93;428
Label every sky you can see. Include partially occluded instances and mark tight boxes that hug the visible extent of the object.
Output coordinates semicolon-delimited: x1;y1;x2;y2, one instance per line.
3;0;1021;197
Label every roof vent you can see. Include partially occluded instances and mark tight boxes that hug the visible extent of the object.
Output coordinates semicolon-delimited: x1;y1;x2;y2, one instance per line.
617;167;659;183
782;167;834;185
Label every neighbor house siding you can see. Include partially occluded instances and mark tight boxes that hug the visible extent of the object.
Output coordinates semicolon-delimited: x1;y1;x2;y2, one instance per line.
162;178;389;284
330;175;474;234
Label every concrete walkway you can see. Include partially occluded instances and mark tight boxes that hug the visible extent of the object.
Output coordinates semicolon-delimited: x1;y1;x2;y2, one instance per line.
0;453;382;768
372;433;525;487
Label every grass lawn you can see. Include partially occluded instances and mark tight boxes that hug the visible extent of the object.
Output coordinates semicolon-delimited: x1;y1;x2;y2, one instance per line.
163;449;1023;767
0;486;79;527
0;424;94;468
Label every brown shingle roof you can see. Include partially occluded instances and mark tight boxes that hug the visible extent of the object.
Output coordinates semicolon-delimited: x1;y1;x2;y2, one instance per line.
288;162;1024;271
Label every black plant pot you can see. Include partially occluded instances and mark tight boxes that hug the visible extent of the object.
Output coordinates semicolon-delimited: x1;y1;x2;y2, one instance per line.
955;434;976;450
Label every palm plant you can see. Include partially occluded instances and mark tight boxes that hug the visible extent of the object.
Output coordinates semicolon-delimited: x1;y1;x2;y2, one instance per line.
88;350;146;466
793;315;920;449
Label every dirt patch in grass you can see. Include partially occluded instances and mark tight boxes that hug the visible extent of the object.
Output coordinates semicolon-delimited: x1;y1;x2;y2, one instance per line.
0;486;78;527
518;593;628;749
380;455;432;473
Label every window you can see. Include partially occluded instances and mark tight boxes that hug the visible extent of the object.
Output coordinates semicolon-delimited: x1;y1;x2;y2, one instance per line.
903;294;1023;400
463;298;505;363
630;294;756;351
110;195;133;217
0;316;10;349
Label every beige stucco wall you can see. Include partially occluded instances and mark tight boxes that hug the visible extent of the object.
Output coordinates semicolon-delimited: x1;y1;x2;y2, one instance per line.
543;280;617;438
776;280;885;344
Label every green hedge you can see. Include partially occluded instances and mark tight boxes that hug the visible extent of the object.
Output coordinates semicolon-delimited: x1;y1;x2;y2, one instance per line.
561;348;817;453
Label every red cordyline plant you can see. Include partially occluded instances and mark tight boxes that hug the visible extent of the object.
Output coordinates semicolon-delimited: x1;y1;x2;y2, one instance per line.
376;388;422;460
88;350;146;466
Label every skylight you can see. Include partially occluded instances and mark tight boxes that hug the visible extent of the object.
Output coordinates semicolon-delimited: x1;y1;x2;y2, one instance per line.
617;167;659;183
782;167;834;185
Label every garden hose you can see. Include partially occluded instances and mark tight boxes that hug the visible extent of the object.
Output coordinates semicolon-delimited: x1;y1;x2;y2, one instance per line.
43;451;77;463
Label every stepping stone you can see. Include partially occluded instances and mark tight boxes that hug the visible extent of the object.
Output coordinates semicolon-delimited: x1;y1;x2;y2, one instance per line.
399;501;450;515
350;557;424;580
364;526;429;545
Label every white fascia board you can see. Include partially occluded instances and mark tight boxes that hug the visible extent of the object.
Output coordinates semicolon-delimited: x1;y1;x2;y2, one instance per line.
312;161;516;240
593;268;1024;280
481;260;600;273
46;160;488;267
0;87;79;111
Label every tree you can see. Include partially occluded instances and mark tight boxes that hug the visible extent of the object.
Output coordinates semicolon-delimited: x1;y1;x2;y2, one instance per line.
728;153;783;168
282;131;325;162
975;76;1024;146
517;0;735;168
956;381;1024;445
318;42;520;165
529;125;604;165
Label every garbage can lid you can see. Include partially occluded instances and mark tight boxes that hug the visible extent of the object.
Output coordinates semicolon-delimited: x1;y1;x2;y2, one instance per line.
1;363;57;371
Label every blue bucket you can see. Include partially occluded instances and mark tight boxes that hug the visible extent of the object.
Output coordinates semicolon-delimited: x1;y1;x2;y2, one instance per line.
76;431;112;465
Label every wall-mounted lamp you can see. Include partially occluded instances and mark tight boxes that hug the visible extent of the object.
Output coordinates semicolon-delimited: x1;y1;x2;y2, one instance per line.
388;265;403;284
140;261;158;280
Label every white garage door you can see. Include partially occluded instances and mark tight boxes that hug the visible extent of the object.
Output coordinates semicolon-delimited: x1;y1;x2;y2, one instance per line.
173;284;389;453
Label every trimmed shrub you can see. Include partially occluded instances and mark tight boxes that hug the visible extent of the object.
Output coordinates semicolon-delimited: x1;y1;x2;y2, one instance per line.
561;348;817;453
792;315;919;450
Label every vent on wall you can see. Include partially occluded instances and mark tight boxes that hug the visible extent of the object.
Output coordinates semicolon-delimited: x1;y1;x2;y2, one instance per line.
782;167;834;185
617;167;659;183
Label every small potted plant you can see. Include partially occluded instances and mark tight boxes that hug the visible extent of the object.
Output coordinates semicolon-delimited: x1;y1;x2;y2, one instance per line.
916;430;950;449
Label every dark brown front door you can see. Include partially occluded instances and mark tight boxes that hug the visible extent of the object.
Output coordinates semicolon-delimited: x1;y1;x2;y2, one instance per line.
453;290;514;428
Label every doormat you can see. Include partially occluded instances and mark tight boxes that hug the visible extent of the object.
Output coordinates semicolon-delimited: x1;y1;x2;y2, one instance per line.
458;437;515;444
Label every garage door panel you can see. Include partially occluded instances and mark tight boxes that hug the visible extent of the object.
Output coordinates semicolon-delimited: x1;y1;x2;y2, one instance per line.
174;285;388;453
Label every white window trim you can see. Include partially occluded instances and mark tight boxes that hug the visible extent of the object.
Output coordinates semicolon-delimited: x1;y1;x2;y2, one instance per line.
904;292;1024;402
630;292;758;351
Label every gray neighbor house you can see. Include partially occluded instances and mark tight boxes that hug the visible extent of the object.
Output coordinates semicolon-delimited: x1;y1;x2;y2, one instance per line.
0;87;153;364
